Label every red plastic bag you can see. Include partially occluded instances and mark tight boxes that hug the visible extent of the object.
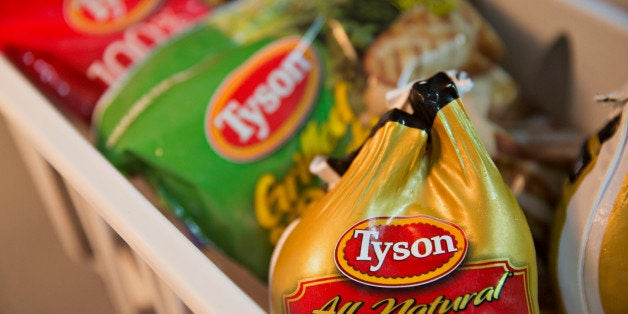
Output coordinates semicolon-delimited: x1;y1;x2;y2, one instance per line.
0;0;211;122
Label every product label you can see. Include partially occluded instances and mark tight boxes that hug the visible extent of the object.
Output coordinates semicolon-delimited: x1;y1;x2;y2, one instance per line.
285;260;533;313
64;0;160;34
254;81;373;245
335;216;467;287
206;37;321;162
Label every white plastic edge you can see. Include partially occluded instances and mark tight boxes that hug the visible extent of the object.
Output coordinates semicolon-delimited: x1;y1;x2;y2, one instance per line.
556;104;627;313
0;55;264;314
582;105;627;313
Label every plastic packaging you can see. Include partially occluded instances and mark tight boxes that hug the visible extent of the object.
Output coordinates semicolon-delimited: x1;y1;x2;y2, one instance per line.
92;0;539;284
94;14;370;281
95;0;516;281
0;0;211;122
270;72;539;313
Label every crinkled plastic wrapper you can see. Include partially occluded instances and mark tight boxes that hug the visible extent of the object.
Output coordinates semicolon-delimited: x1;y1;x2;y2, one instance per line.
0;0;212;122
94;10;371;281
270;72;539;313
94;0;519;282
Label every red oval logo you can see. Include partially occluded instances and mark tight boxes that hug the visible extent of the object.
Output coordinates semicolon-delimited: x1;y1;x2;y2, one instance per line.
65;0;159;34
205;38;321;162
335;215;468;288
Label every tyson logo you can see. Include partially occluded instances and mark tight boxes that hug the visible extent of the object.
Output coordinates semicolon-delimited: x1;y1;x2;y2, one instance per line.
335;215;468;288
205;37;321;162
64;0;159;34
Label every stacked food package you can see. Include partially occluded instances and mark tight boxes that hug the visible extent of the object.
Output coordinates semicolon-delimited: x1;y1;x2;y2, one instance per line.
0;0;214;123
92;0;536;283
271;71;540;313
2;0;624;313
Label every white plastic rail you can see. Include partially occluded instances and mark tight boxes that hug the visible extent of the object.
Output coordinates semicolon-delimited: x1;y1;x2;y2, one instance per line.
0;55;265;314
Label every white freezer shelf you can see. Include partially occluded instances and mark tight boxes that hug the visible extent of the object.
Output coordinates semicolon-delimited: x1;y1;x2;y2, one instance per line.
0;55;265;314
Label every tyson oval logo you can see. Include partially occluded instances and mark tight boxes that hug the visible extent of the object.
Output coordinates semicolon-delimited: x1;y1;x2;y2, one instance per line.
205;37;321;162
64;0;159;34
335;215;468;288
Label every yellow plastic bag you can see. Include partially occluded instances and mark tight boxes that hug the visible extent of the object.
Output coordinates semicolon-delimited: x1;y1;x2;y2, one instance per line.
270;72;538;313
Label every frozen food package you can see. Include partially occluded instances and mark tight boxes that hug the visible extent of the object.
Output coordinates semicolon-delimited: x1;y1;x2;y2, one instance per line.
94;8;368;281
0;0;212;122
551;92;627;314
270;72;539;313
94;0;517;281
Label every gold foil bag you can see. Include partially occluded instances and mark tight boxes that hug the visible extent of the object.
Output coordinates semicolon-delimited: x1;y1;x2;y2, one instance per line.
270;72;539;313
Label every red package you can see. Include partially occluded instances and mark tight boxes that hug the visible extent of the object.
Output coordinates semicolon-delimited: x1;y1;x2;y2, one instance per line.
0;0;211;122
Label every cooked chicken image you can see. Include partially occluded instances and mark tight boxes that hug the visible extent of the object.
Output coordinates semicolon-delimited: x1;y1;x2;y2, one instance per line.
363;1;504;87
361;1;518;158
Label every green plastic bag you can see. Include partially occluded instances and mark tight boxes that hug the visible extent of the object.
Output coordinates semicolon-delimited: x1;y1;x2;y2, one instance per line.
94;18;368;280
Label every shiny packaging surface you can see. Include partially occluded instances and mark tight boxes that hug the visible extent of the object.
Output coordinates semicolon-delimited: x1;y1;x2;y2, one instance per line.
270;72;539;313
93;0;513;282
0;0;211;122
